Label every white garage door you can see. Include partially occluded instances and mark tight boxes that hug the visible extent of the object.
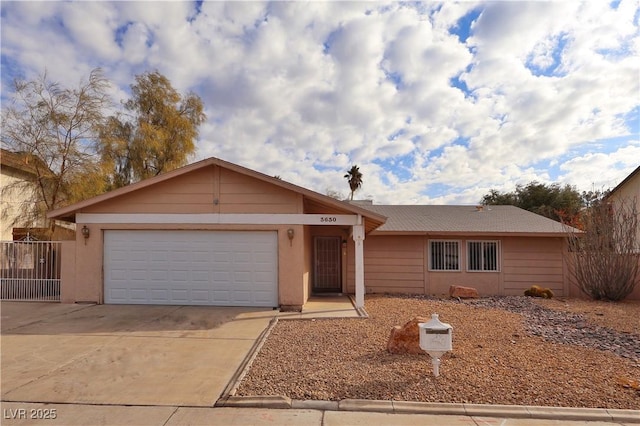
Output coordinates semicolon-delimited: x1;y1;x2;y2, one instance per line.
104;230;278;307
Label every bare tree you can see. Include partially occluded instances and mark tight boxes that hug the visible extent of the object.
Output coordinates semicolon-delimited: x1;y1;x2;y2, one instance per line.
565;197;639;301
325;188;346;200
1;69;111;237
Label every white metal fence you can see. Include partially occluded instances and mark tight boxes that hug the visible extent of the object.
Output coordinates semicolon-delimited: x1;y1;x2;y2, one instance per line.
1;241;61;301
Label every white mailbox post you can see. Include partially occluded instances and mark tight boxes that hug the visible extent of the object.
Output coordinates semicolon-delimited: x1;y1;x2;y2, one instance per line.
418;314;453;377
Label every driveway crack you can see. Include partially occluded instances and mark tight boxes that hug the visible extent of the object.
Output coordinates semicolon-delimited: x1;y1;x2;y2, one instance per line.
161;406;180;426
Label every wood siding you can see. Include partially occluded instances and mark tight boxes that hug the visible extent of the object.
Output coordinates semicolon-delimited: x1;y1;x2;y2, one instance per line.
82;166;301;215
347;236;425;294
502;237;565;296
348;234;568;297
219;168;300;213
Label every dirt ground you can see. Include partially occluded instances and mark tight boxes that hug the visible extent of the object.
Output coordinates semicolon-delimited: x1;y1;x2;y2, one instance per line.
237;295;640;409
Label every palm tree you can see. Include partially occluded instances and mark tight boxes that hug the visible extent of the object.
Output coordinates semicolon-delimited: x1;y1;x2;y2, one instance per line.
344;165;363;201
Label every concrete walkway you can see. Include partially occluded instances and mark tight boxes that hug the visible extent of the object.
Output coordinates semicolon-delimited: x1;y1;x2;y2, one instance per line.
278;295;364;320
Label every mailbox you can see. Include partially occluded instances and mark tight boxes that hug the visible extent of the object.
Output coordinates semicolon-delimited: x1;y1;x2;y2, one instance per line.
418;313;453;377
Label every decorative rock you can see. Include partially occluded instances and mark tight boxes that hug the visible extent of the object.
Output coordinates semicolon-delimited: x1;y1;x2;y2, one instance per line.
449;285;479;299
387;316;429;354
523;285;554;298
468;296;639;362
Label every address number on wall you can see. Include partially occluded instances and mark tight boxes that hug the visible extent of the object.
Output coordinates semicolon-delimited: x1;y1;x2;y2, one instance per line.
320;217;337;223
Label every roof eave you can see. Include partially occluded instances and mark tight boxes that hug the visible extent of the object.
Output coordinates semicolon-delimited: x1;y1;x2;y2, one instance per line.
47;156;387;230
369;230;574;237
607;165;640;197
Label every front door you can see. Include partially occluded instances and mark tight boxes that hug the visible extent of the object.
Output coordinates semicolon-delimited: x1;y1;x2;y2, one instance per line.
313;236;342;293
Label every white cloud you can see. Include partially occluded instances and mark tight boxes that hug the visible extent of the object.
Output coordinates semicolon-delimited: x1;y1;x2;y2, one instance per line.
1;1;637;206
558;141;640;192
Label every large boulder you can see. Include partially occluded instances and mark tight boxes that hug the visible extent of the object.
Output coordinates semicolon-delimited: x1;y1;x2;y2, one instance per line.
449;285;479;299
387;316;429;354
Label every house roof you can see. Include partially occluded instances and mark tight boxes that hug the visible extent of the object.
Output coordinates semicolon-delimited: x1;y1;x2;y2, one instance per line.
0;148;39;176
47;156;387;233
361;204;572;236
608;165;640;197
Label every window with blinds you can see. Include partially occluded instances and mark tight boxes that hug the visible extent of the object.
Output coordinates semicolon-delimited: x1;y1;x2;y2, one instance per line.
467;241;499;271
429;240;460;271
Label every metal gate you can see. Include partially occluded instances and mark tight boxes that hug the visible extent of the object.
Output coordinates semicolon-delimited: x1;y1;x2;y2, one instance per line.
313;236;342;293
0;240;61;301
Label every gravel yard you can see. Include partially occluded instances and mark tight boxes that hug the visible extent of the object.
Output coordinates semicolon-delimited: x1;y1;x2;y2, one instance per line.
236;295;640;409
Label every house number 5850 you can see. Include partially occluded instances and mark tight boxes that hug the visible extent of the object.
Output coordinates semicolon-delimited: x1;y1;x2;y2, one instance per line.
320;217;337;223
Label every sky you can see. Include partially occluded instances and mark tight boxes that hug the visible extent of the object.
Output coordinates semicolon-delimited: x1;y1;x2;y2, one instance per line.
1;1;639;205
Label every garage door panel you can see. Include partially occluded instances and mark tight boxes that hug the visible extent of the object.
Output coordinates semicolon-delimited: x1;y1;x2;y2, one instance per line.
255;271;275;282
191;290;209;302
150;289;169;301
104;230;278;307
213;271;231;282
213;290;229;300
171;272;188;282
233;290;251;302
149;271;168;281
109;289;127;302
192;270;209;280
129;289;148;302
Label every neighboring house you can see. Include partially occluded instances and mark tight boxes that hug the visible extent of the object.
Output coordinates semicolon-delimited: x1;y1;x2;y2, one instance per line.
607;165;640;300
607;165;640;252
0;148;43;240
47;156;584;309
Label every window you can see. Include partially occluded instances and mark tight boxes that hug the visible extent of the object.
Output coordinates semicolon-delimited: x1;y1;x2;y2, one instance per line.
467;241;499;271
429;240;460;271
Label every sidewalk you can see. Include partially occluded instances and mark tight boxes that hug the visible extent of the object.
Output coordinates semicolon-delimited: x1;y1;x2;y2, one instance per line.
1;402;638;425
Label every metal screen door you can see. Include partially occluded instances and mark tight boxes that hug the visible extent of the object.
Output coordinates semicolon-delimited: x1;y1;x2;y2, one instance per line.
313;236;342;292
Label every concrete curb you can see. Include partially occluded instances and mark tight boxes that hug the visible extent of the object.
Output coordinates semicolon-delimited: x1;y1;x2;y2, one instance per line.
219;397;640;423
219;395;291;409
392;401;465;416
607;408;640;423
292;400;340;411
339;399;392;413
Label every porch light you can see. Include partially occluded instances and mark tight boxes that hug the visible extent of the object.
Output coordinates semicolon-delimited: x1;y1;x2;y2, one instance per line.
287;228;294;246
81;225;90;244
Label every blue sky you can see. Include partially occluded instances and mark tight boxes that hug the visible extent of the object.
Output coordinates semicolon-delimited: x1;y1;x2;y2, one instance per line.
1;1;638;204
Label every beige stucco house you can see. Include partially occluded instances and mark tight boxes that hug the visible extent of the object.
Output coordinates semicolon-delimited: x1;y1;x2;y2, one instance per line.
48;157;585;309
1;149;74;241
606;165;640;300
1;149;42;240
607;165;640;251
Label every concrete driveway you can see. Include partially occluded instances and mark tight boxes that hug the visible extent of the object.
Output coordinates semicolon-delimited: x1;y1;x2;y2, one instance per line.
1;302;277;407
